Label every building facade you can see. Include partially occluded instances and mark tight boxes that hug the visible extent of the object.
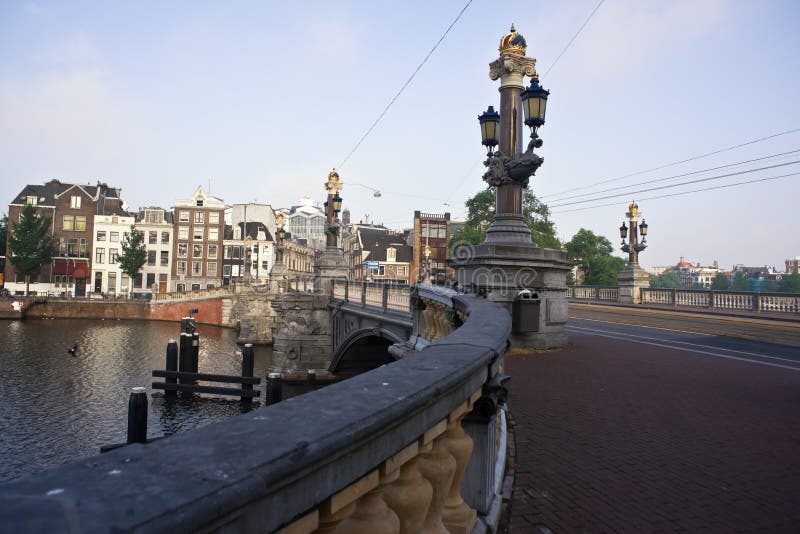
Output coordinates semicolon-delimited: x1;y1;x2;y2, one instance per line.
171;186;225;292
91;213;136;295
277;197;326;251
411;211;450;285
5;180;127;296
134;208;174;295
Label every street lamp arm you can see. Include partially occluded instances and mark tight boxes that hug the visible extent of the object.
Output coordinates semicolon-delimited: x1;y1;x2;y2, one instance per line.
345;182;382;198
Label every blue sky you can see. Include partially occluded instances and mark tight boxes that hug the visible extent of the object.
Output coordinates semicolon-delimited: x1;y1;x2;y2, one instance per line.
1;0;799;270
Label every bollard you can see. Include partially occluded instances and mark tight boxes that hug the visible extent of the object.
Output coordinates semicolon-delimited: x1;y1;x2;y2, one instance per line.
241;344;254;403
266;372;282;405
127;387;148;444
191;332;200;382
165;339;178;397
178;333;189;374
306;369;316;387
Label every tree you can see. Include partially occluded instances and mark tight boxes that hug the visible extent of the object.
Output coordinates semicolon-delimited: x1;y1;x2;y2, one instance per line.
7;204;57;295
731;270;750;292
565;228;625;286
450;187;560;249
117;225;147;295
0;213;7;257
711;272;730;290
778;272;800;293
650;271;683;289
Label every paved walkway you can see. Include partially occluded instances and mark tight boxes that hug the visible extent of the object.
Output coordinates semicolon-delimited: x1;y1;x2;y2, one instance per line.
505;322;800;533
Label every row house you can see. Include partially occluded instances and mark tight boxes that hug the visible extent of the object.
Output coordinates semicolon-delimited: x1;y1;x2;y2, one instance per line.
171;186;226;292
221;222;275;286
4;180;127;296
359;230;412;283
134;208;174;294
282;238;316;278
411;211;450;285
276;197;327;251
92;213;136;295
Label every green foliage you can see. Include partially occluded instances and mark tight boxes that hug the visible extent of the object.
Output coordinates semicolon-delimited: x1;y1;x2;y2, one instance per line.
778;272;800;293
564;228;625;286
7;204;57;294
711;271;730;290
450;187;561;251
731;270;750;291
0;213;7;256
118;225;147;284
650;271;683;289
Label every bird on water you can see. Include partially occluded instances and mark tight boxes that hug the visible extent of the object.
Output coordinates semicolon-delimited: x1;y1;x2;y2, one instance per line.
67;343;78;355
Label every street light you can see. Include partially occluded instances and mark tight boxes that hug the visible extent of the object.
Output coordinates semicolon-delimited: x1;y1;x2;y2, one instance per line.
478;106;500;155
520;75;549;148
619;221;628;242
324;168;344;252
620;201;649;264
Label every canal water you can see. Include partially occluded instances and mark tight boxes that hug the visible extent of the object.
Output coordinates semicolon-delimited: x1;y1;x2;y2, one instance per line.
0;319;272;483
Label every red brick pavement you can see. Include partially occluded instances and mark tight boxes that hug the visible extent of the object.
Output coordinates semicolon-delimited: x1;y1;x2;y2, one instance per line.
505;332;800;533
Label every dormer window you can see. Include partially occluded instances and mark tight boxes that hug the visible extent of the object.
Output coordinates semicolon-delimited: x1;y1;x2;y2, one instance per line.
196;199;204;207
387;247;396;262
70;195;81;209
26;196;37;206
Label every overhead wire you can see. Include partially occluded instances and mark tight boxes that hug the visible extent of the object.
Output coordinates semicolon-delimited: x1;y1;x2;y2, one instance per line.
548;159;800;208
551;171;800;214
541;127;800;199
540;0;606;79
336;0;474;171
544;148;800;203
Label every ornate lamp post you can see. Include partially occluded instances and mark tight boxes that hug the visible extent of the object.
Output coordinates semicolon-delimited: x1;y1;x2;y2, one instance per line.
619;201;649;264
315;169;349;293
617;201;651;303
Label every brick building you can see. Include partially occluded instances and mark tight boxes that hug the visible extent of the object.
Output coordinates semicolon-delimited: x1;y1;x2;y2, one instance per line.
171;186;226;292
5;180;127;296
411;211;450;285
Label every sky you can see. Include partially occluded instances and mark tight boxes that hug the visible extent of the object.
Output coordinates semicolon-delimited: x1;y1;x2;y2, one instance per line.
1;0;799;271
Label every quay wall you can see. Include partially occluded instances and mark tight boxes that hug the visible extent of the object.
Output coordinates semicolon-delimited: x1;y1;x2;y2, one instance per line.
20;298;227;327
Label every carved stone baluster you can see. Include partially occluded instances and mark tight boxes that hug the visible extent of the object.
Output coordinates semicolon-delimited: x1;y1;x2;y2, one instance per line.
316;502;356;533
441;404;477;534
429;302;444;340
315;472;377;534
335;470;400;534
382;443;433;534
417;420;457;534
421;299;436;339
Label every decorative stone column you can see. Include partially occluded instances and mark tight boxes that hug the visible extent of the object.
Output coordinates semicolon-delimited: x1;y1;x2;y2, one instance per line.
618;201;650;304
453;25;570;349
315;169;349;295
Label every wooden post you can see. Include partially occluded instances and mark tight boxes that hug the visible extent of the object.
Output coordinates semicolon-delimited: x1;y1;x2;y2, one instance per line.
127;387;148;444
165;339;177;398
178;333;189;377
307;369;316;387
266;372;282;405
241;344;254;403
191;332;200;377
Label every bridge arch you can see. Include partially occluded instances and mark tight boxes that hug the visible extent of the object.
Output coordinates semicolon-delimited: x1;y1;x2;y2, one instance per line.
329;327;406;377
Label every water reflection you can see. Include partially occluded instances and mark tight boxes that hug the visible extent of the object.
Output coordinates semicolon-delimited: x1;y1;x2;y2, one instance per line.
0;319;271;482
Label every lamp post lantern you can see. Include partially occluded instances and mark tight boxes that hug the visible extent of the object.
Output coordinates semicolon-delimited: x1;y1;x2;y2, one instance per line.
314;168;349;293
620;201;649;265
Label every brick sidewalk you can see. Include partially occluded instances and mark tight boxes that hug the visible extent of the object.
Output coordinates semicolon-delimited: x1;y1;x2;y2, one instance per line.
505;333;800;533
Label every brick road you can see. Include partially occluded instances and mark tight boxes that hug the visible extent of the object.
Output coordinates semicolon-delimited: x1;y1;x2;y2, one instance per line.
505;331;800;533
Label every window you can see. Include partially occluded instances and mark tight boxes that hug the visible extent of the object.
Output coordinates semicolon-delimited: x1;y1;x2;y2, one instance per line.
95;248;105;263
196;199;204;207
109;249;119;263
177;283;186;292
193;227;204;241
145;209;163;224
134;273;143;288
110;231;119;242
26;196;38;205
108;273;117;292
223;265;232;276
209;212;219;224
178;227;189;240
147;250;156;266
194;211;205;224
398;265;408;276
178;243;188;257
96;231;106;241
63;215;74;231
75;216;86;231
387;248;396;262
207;262;217;276
122;274;130;292
208;227;219;241
161;232;169;244
177;261;187;275
207;244;218;259
192;261;202;275
261;260;269;271
193;244;202;258
160;251;169;266
192;283;201;291
71;196;81;209
146;273;156;288
179;211;189;222
149;231;157;245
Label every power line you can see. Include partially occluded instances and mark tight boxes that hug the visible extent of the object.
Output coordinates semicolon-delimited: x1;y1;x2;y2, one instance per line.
540;127;800;199
551;171;800;214
337;0;473;170
548;159;800;208
541;0;605;79
545;148;800;203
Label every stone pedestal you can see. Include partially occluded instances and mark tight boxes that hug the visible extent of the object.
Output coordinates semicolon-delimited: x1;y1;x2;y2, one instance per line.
618;263;650;304
453;241;570;349
270;292;333;373
314;248;349;295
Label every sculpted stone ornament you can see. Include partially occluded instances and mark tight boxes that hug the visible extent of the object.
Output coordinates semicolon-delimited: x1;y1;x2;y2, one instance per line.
489;54;537;83
482;146;543;188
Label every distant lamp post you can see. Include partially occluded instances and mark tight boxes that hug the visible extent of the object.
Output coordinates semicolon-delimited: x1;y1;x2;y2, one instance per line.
323;169;344;251
424;243;432;284
620;201;649;264
478;106;500;155
245;236;253;279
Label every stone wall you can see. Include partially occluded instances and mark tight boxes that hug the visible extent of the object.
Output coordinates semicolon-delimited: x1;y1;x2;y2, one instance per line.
24;300;150;320
271;292;332;372
149;297;223;325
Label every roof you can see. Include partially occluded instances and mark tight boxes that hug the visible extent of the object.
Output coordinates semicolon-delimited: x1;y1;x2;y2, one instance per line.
358;228;412;263
238;221;274;242
135;207;174;224
10;180;127;215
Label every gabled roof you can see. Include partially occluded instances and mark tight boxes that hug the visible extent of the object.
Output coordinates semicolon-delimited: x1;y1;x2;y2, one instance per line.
10;179;124;209
238;221;274;242
358;228;412;263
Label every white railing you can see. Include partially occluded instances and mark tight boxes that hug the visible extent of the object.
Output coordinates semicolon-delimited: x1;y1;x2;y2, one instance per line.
386;286;412;312
364;284;384;307
675;290;711;308
759;293;800;313
641;288;673;305
713;291;753;311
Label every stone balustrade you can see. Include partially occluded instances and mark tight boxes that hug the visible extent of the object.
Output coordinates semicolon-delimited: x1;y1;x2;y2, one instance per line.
0;291;511;534
151;286;233;302
570;285;800;316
